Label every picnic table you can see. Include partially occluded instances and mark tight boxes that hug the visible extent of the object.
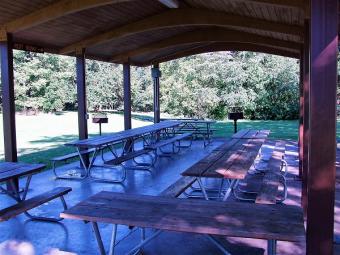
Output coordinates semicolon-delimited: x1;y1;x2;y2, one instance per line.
162;118;216;146
61;191;305;255
63;121;182;181
0;162;71;222
182;129;269;201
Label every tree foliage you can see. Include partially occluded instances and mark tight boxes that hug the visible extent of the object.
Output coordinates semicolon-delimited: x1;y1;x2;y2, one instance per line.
5;50;299;120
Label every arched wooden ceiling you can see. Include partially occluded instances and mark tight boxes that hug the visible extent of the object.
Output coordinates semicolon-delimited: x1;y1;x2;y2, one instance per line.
0;0;311;65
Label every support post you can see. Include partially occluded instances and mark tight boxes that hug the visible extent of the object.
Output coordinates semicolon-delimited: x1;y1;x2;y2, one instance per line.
76;48;89;165
152;64;161;123
1;33;17;162
298;51;303;179
123;63;132;130
307;1;338;254
123;63;132;152
1;33;18;190
301;19;310;215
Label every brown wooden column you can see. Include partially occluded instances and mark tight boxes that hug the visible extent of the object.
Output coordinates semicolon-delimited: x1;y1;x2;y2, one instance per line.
298;51;303;179
1;33;17;163
301;19;310;214
76;48;88;141
1;33;18;190
123;63;132;130
152;64;161;123
307;1;338;254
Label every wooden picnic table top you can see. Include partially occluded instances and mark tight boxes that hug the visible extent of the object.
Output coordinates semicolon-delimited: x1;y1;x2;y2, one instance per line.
162;118;216;124
0;162;45;183
66;120;182;148
61;191;305;243
182;130;269;179
232;129;270;139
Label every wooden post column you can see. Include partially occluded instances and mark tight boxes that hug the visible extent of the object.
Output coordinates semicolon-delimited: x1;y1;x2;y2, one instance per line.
1;33;17;163
301;20;310;214
1;33;18;190
123;63;132;130
76;48;88;141
307;1;338;254
152;64;161;123
298;51;303;179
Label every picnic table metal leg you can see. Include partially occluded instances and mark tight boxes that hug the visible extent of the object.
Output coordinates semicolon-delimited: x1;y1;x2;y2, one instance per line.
197;178;209;200
109;224;117;255
267;240;277;255
92;222;106;255
222;179;239;201
205;235;231;255
126;229;163;255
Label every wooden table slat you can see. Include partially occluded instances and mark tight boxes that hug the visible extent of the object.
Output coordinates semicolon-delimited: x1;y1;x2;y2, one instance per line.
0;163;45;183
61;192;305;243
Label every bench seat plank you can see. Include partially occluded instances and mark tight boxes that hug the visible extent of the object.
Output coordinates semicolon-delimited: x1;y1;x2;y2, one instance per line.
255;141;286;204
160;177;196;198
0;187;72;222
61;191;305;243
146;133;192;150
51;148;96;162
104;149;152;165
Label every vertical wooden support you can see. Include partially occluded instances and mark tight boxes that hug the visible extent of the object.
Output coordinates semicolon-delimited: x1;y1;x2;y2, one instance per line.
307;1;338;254
123;63;132;130
298;52;303;179
1;33;18;190
76;48;88;141
1;33;17;163
123;63;132;151
301;20;310;214
152;64;161;123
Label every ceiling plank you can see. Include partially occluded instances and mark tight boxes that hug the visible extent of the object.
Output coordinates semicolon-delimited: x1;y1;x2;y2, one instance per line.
60;8;303;54
158;0;179;8
140;42;299;66
111;28;302;63
246;0;306;9
1;0;133;33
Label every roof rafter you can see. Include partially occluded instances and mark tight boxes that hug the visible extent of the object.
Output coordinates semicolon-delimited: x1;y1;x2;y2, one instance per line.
111;28;302;63
246;0;306;9
1;0;133;33
141;42;299;66
60;8;303;54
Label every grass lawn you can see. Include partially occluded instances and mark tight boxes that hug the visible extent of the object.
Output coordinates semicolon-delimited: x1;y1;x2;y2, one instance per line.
0;111;337;168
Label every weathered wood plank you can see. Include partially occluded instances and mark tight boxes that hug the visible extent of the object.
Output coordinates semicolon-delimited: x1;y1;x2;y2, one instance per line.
66;120;181;148
0;187;72;222
255;141;286;204
0;162;45;183
160;176;196;198
61;191;305;242
205;138;265;179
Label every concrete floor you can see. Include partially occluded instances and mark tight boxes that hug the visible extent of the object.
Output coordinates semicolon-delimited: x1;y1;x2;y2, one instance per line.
0;138;330;255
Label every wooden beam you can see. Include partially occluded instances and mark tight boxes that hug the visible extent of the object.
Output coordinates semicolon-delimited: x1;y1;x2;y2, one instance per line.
1;0;132;33
158;0;179;8
59;9;303;54
307;0;338;254
111;28;302;63
140;42;300;66
247;0;306;9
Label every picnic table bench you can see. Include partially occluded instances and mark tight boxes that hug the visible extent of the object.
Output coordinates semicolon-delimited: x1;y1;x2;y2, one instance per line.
235;141;288;204
162;118;216;146
0;162;71;222
181;130;269;200
61;191;305;255
56;121;184;183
